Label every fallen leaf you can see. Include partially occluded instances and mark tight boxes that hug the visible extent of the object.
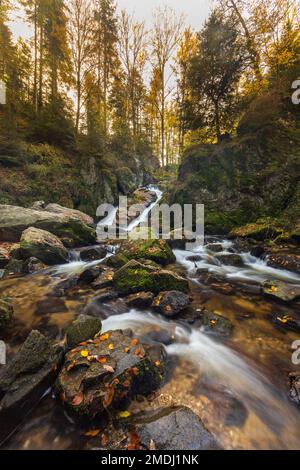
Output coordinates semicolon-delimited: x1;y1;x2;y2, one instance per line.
124;347;130;353
72;391;83;406
108;343;115;350
99;333;110;341
127;432;141;451
131;338;139;347
155;361;161;367
97;356;107;364
118;410;131;419
84;429;100;437
123;379;131;388
79;341;88;346
101;433;108;447
80;350;89;358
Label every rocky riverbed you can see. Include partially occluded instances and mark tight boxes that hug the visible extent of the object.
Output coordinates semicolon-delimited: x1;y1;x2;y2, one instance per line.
0;188;300;450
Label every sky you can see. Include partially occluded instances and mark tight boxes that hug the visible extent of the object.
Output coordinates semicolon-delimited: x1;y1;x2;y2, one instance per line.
9;0;213;41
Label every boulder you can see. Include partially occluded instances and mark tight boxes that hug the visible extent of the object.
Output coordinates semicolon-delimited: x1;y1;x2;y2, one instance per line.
113;260;189;295
125;292;154;309
0;330;63;444
0;247;10;268
66;315;102;349
22;257;46;274
133;406;220;450
0;204;96;246
105;254;129;269
289;372;300;405
0;298;13;329
56;329;165;419
2;259;24;278
263;280;300;302
31;201;45;210
206;243;223;253
91;268;115;290
215;253;244;267
119;239;175;266
229;218;284;241
250;246;266;258
18;227;68;265
152;291;190;317
198;310;233;337
79;245;107;262
44;203;94;225
267;254;300;275
78;265;103;284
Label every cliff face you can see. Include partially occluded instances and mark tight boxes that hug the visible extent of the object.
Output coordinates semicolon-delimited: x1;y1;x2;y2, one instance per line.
171;124;300;239
0;143;159;217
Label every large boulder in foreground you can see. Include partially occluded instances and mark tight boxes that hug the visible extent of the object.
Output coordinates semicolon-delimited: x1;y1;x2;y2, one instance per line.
119;239;175;266
0;330;63;444
45;203;94;226
57;329;165;419
113;260;189;295
263;280;300;302
17;227;68;265
152;291;190;317
0;205;96;246
133;406;220;450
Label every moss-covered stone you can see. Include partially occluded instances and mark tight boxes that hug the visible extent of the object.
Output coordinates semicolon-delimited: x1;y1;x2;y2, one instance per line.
18;227;68;265
119;239;175;266
66;315;102;349
229;218;285;241
113;260;189;295
0;298;13;328
105;253;129;269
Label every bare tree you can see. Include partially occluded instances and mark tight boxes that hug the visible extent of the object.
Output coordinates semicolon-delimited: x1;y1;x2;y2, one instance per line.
151;6;184;167
118;10;147;143
68;0;93;132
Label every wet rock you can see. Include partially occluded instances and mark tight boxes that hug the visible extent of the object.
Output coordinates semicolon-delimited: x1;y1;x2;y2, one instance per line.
113;260;189;295
56;329;165;419
0;204;96;246
78;265;103;284
3;259;24;278
215;253;244;267
166;229;195;250
105;254;129;269
206;243;223;253
229;218;284;241
152;291;190;317
124;292;154;309
91;268;115;290
66;315;102;349
18;227;68;265
118;239;175;267
267;254;300;275
45;203;94;226
186;255;202;262
0;298;13;328
51;276;79;297
23;257;47;274
84;295;128;319
35;297;68;315
198;310;233;337
200;273;235;295
250;245;266;259
289;372;300;405
79;245;107;262
0;247;10;268
263;280;300;302
132;406;220;450
0;330;63;444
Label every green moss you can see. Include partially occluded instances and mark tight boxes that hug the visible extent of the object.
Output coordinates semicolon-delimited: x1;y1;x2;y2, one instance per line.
119;239;175;266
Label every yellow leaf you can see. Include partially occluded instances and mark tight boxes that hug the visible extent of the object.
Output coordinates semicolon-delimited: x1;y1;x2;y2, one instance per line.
118;411;131;419
81;350;89;358
108;343;115;350
84;429;100;437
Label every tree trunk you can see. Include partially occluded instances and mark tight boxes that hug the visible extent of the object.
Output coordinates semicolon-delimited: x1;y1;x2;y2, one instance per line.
33;1;38;113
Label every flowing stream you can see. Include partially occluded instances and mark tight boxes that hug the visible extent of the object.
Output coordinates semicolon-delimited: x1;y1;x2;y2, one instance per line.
0;187;300;450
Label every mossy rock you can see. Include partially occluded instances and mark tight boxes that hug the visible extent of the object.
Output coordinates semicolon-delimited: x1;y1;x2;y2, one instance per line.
18;227;68;265
105;253;129;269
66;315;102;349
0;298;13;328
229;218;284;241
119;239;175;266
200;310;233;337
113;260;189;295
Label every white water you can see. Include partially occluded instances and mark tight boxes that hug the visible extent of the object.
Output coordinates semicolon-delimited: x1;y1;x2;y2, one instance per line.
127;186;163;232
102;309;300;449
174;240;300;285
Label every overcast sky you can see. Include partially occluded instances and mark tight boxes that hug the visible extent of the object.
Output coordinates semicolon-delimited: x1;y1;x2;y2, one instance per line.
9;0;213;40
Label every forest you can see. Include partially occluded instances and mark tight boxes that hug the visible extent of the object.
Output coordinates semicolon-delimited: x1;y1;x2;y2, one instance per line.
0;0;300;454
